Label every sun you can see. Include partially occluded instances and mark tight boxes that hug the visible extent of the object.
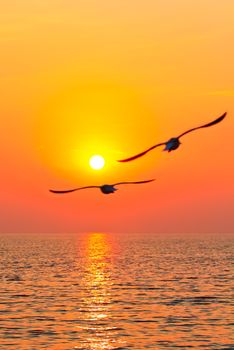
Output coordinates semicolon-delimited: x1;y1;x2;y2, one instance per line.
89;155;105;170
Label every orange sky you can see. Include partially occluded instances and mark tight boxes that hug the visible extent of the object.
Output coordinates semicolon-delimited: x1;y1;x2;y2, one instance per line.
0;0;233;233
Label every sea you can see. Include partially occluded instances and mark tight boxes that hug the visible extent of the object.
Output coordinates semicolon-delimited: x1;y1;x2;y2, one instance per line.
0;233;233;349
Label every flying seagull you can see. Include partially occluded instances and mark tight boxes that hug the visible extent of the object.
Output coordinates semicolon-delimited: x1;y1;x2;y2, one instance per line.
49;179;155;195
118;112;227;162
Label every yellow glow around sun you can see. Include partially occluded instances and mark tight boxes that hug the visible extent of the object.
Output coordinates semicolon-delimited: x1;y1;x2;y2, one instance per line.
89;155;105;170
35;81;159;182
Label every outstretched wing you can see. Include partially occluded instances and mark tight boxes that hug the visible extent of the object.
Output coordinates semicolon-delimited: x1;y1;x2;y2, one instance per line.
113;179;156;186
178;112;227;139
117;143;165;162
49;186;99;194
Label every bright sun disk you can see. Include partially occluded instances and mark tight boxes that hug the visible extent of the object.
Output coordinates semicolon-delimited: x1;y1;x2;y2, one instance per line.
89;155;105;170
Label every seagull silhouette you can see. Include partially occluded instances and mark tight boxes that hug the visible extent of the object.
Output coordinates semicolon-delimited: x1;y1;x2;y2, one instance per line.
118;112;227;162
49;179;155;195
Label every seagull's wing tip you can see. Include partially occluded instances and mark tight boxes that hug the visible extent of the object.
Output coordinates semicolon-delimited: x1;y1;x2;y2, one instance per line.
222;111;227;118
117;157;139;162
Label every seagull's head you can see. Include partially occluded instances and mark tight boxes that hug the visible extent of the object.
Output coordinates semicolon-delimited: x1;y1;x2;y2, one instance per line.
100;185;118;194
164;137;181;152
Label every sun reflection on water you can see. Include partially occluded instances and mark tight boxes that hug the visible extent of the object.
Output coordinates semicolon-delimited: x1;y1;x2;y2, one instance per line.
77;233;124;350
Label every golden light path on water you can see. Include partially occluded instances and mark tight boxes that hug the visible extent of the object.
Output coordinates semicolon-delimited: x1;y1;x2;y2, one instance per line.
77;233;125;350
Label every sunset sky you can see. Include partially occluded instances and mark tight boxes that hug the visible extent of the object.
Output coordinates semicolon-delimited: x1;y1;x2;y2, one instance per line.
0;0;233;233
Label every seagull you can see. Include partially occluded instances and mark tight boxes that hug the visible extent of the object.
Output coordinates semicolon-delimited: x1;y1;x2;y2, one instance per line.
118;112;227;162
49;179;155;195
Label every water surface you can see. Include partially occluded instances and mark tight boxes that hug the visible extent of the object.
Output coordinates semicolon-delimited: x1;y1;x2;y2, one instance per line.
0;233;233;349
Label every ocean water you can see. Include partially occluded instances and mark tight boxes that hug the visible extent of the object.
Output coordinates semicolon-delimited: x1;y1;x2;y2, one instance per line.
0;233;233;350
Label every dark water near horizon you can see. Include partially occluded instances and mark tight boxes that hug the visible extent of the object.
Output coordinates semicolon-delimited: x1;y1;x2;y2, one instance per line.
0;233;233;349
